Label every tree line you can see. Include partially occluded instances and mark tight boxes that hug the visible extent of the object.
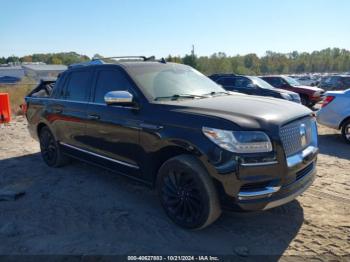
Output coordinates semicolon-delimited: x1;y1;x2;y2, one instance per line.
1;48;350;75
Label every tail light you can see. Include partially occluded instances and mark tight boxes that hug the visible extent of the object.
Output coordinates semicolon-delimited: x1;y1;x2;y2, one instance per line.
322;96;335;108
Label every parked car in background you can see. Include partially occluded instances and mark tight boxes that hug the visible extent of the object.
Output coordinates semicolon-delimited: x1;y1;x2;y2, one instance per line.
210;74;301;103
317;89;350;143
25;57;318;229
318;75;350;91
260;75;325;107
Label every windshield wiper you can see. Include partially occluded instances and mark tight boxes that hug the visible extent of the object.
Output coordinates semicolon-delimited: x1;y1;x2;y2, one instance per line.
202;91;230;96
154;94;207;101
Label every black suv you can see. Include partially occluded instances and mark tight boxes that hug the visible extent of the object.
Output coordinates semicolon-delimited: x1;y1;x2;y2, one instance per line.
25;57;318;229
209;74;301;103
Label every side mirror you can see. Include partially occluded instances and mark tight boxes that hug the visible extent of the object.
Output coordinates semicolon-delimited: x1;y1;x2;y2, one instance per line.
104;91;134;106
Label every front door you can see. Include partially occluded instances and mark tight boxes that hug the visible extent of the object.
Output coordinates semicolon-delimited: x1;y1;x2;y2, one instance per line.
84;67;143;177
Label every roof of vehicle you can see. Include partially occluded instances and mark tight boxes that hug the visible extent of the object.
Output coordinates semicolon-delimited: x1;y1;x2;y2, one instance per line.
68;56;166;70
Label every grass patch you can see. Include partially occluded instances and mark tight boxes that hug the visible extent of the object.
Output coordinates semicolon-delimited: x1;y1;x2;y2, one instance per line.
0;77;37;115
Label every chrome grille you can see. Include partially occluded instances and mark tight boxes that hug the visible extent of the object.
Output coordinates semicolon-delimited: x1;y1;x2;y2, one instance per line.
280;117;313;156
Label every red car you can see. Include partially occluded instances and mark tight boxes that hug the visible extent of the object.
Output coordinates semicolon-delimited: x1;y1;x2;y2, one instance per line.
260;76;324;107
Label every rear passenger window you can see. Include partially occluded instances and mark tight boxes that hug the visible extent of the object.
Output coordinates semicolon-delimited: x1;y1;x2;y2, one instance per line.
268;78;283;87
65;71;91;101
234;78;252;88
94;70;133;103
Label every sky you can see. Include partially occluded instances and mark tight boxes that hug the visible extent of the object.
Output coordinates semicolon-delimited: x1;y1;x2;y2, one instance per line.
1;0;349;58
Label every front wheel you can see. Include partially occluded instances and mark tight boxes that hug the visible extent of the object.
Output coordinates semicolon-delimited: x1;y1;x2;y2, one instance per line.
157;155;221;229
341;120;350;143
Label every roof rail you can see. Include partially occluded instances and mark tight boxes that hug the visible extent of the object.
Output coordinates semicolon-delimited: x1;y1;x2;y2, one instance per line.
68;55;160;69
92;56;156;62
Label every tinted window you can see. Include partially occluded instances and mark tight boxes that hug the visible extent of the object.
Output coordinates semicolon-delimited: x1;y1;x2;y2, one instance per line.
343;77;350;86
52;73;66;98
234;77;252;88
264;77;283;88
94;70;134;103
217;77;236;86
65;71;91;101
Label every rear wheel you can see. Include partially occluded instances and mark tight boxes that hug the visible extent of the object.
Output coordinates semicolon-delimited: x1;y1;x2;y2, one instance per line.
341;119;350;143
157;155;221;229
39;126;69;167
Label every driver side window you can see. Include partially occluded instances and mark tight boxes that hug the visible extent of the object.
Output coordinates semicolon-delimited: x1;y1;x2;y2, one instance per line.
94;70;133;104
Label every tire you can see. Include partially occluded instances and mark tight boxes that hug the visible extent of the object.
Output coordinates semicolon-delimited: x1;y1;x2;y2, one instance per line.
341;119;350;143
157;155;221;229
39;126;69;167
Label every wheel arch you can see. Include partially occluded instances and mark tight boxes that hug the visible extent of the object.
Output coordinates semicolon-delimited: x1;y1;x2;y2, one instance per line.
37;122;48;136
339;116;350;130
149;144;203;186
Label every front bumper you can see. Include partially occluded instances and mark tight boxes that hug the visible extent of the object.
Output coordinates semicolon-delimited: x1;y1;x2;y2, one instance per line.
215;145;318;211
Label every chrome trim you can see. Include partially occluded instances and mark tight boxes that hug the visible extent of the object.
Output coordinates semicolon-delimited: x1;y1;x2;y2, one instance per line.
238;186;281;200
105;91;133;105
241;161;278;167
60;142;139;169
27;97;135;109
263;173;315;210
287;145;318;168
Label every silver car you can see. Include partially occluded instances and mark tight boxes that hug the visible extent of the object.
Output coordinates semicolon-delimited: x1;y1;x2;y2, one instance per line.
317;89;350;142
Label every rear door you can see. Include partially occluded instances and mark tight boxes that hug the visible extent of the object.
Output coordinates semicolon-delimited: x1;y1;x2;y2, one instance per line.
84;67;143;177
49;69;92;149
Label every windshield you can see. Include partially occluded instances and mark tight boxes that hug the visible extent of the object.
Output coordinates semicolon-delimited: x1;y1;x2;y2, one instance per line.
249;76;275;89
283;76;301;86
126;63;225;100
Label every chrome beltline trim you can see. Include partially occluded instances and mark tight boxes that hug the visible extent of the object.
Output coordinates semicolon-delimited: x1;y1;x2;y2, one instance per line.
60;142;139;169
241;161;278;167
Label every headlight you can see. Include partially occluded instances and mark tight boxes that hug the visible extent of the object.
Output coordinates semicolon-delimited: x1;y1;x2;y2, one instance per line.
202;127;273;153
281;93;292;101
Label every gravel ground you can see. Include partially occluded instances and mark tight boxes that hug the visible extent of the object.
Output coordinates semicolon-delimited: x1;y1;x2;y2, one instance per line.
0;116;349;259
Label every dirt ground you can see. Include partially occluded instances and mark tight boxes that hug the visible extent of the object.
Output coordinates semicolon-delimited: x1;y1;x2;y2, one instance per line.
0;116;349;259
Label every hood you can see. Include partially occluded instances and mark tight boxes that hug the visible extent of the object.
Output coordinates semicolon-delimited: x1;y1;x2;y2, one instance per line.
161;94;312;130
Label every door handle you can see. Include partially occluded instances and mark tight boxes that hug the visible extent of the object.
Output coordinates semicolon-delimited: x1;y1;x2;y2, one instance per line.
88;114;100;120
